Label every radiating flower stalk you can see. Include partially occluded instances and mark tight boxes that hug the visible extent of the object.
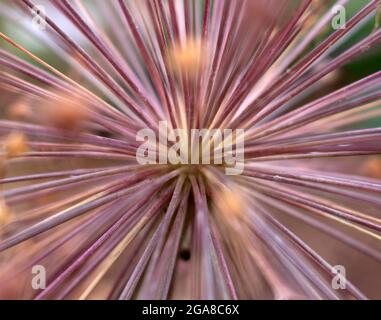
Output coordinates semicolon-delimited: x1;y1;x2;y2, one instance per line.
0;0;381;299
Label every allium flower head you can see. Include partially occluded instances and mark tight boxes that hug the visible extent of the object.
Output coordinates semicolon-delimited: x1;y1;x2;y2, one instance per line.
0;0;381;300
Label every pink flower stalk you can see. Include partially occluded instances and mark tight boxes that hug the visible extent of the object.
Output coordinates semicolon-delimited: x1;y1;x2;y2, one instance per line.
0;0;381;299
